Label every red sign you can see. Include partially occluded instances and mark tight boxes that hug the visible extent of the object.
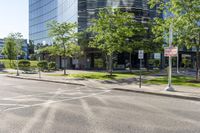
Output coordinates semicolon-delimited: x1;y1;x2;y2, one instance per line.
164;47;178;57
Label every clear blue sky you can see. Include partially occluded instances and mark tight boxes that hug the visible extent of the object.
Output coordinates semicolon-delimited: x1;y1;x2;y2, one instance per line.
0;0;28;39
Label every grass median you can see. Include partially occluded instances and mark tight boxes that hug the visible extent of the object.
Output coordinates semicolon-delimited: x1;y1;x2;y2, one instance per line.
145;75;200;87
47;72;136;80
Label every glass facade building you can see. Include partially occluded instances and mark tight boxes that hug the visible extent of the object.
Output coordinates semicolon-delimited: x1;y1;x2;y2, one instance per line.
29;0;58;44
29;0;78;44
78;0;158;31
29;0;157;44
29;0;159;69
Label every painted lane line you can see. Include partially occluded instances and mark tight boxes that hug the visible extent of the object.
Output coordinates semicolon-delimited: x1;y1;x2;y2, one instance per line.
1;87;83;100
3;90;111;112
0;103;29;107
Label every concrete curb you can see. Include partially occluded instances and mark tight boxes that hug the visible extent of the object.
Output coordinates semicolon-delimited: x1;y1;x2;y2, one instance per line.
6;75;200;102
7;75;85;87
113;88;200;101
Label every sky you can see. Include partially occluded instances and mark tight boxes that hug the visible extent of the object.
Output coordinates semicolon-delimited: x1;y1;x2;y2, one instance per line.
0;0;28;39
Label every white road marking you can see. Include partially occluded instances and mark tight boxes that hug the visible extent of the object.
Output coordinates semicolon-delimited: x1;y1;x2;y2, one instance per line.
0;103;28;106
1;87;82;100
3;90;111;112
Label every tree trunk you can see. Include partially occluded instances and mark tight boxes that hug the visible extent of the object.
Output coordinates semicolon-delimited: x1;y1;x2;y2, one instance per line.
129;52;132;73
197;33;200;80
196;46;199;80
146;53;150;72
63;57;67;75
109;54;113;76
106;54;109;72
63;44;67;75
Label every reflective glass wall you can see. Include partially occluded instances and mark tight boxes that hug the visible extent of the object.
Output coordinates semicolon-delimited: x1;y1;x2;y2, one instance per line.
78;0;158;31
29;0;58;44
29;0;157;44
29;0;78;44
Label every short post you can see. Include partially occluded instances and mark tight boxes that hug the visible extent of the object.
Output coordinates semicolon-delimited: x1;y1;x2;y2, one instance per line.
177;47;180;74
16;55;19;76
139;59;142;88
138;50;144;88
38;56;41;79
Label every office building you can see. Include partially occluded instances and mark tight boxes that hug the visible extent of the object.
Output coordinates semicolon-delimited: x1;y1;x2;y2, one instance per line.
29;0;158;69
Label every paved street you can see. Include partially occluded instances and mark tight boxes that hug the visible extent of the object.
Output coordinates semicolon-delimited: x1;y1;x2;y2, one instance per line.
0;75;200;133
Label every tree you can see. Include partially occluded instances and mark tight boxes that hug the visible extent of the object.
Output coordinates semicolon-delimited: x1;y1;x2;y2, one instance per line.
11;33;24;57
47;21;79;75
3;37;17;65
88;7;136;75
3;33;23;61
149;0;200;80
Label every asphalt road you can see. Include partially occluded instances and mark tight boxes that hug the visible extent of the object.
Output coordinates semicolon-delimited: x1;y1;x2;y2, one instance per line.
0;75;200;133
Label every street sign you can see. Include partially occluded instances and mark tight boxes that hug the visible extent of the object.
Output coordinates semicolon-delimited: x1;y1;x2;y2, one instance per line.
138;50;144;88
164;47;178;57
138;50;144;59
154;53;161;59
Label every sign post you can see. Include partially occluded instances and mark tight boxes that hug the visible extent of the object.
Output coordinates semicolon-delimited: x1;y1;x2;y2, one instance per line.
154;53;161;60
138;50;144;88
164;24;177;91
177;47;180;74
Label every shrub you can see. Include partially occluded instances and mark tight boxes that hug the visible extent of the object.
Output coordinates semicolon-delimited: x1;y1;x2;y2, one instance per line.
48;62;56;71
182;57;191;69
37;61;48;71
29;54;37;60
18;60;31;71
94;58;104;69
154;60;160;68
148;59;160;68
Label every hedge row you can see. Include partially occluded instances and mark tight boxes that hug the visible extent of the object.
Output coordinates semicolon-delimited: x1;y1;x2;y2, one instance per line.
19;60;57;71
0;59;37;69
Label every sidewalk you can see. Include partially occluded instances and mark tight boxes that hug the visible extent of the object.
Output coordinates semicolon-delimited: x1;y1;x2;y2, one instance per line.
6;71;200;101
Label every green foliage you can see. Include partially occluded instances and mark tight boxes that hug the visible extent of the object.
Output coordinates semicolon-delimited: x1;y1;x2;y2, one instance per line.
18;60;31;71
30;60;38;68
88;7;136;55
37;61;48;71
47;21;81;74
48;62;56;71
149;0;200;47
148;59;160;68
48;72;135;80
88;7;141;75
182;57;192;68
145;75;200;87
0;59;38;69
149;0;200;79
47;20;80;57
94;58;104;69
3;37;17;61
2;33;24;62
29;54;37;60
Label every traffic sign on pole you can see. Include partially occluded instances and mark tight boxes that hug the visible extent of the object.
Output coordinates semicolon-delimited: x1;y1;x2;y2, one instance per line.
138;50;144;59
164;47;178;57
165;23;175;91
138;50;144;88
154;53;161;59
